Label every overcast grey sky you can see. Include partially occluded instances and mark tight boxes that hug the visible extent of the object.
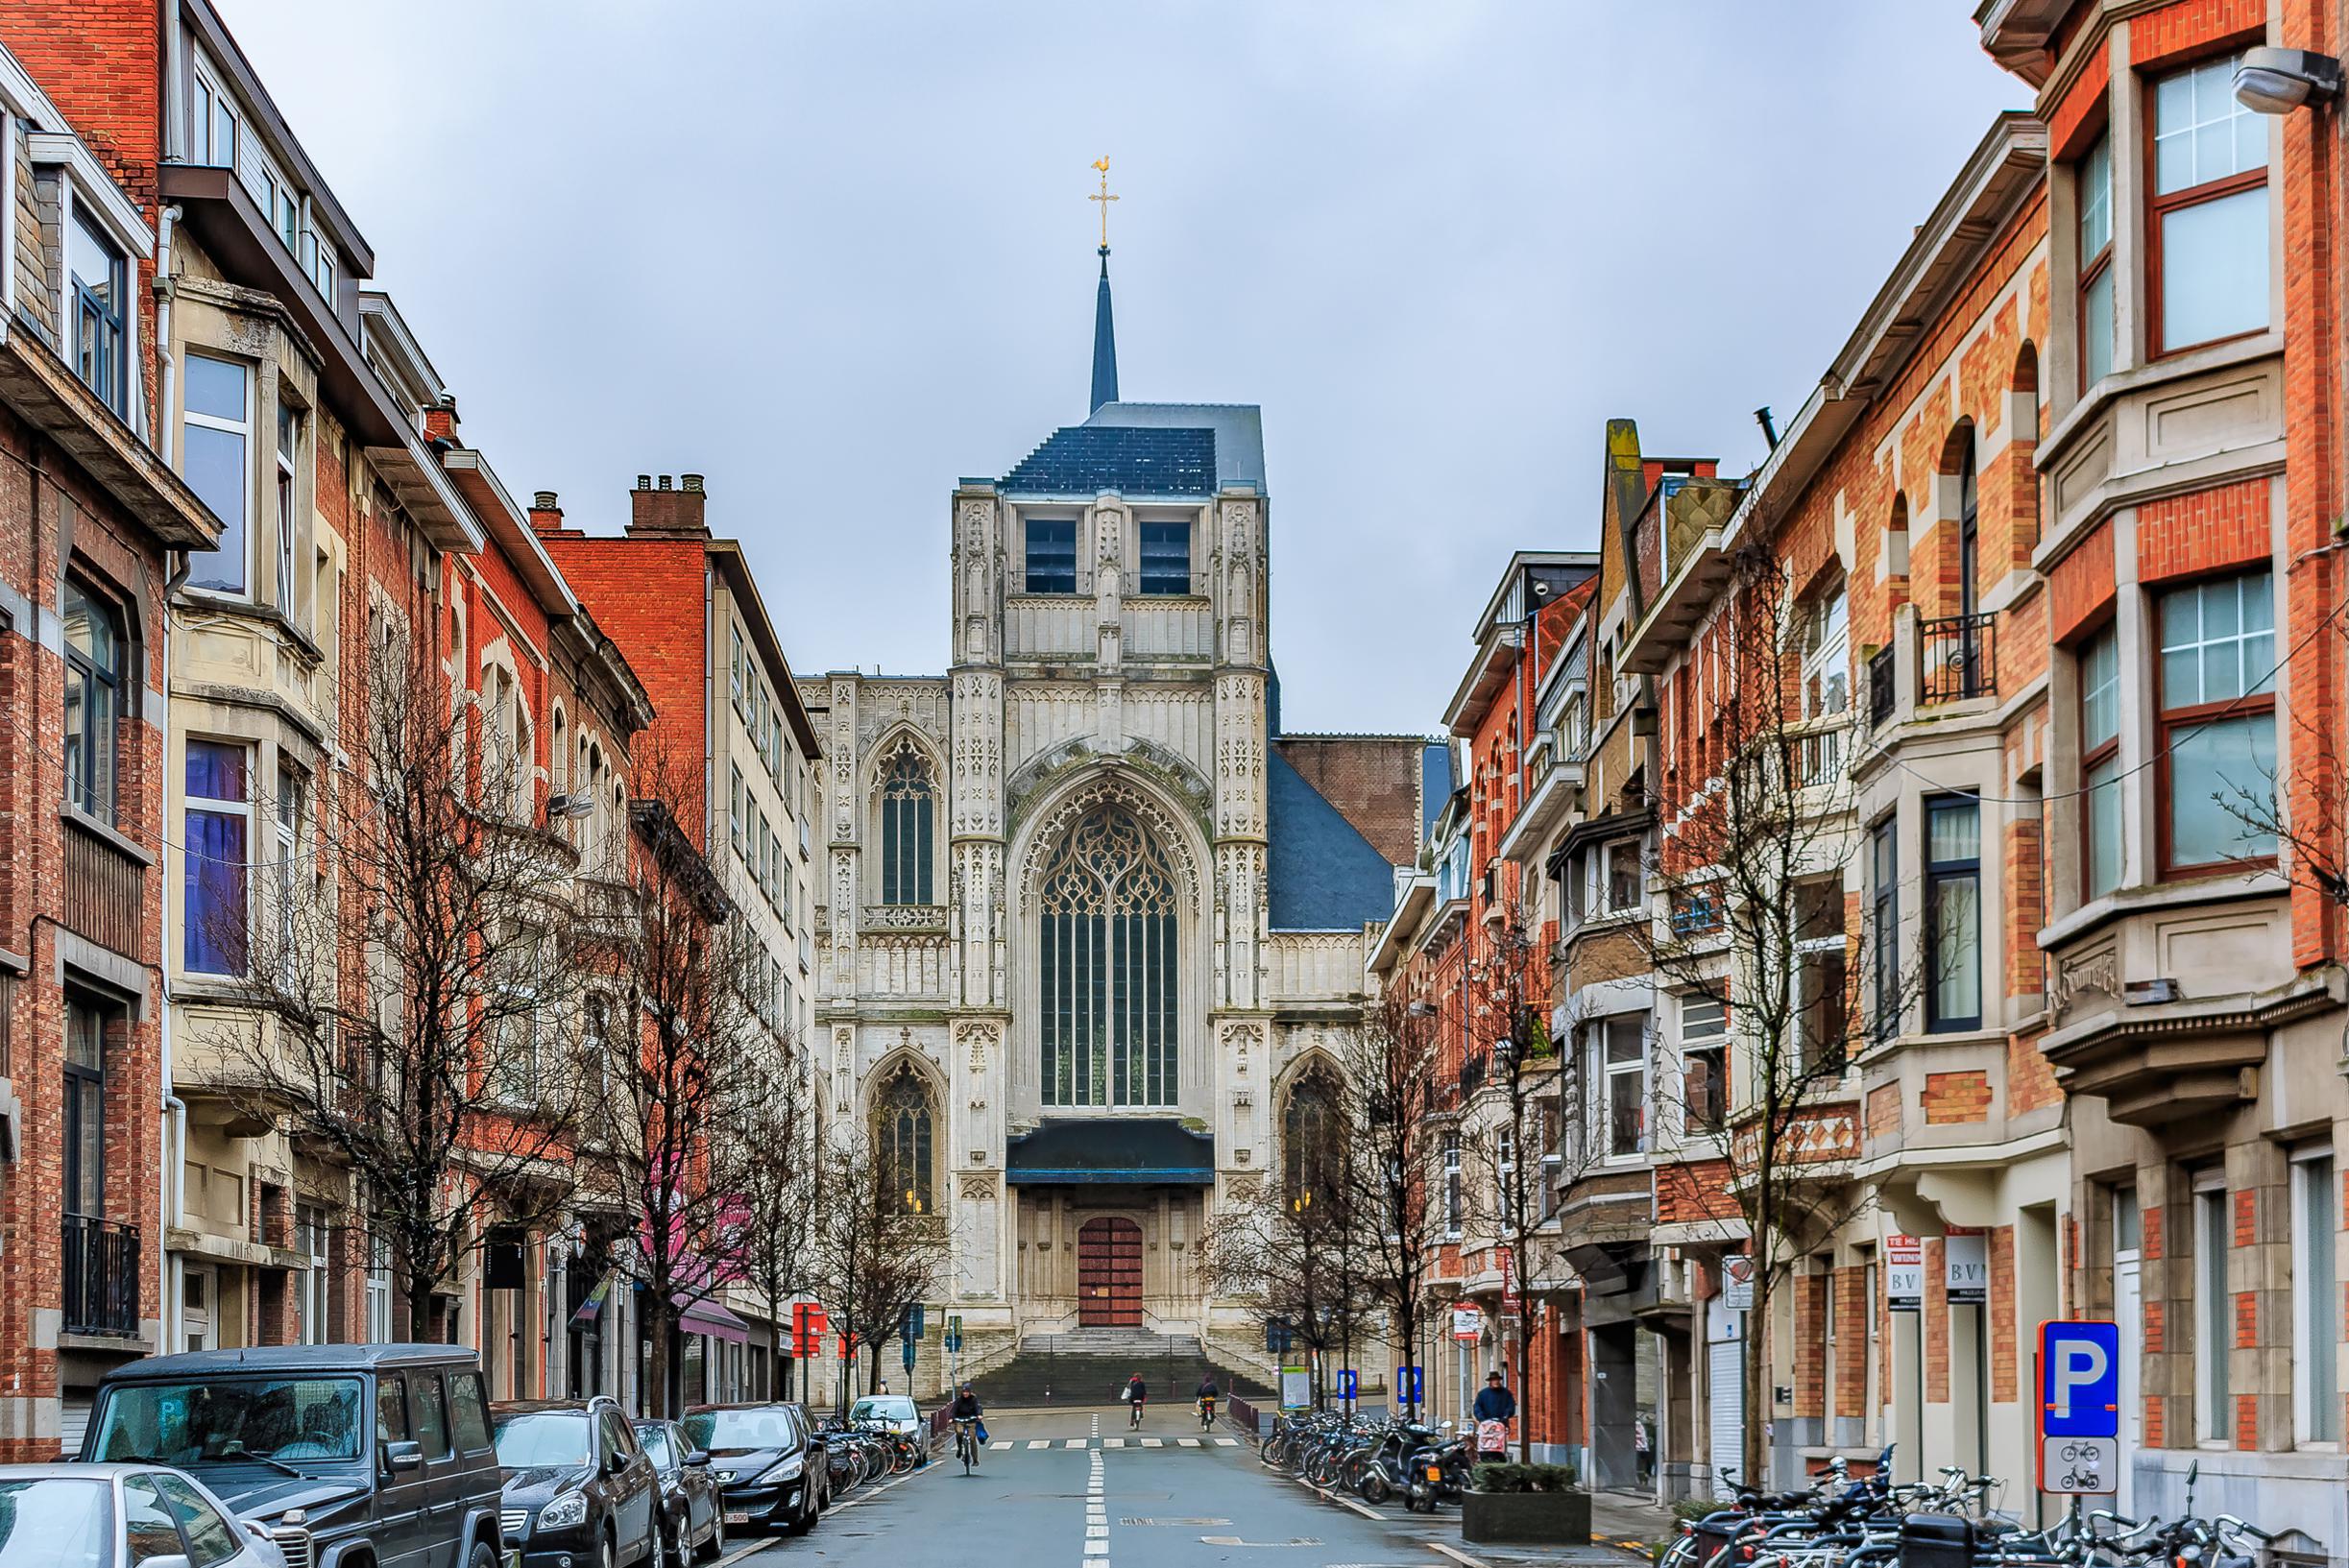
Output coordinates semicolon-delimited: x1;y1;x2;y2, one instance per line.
221;1;2021;736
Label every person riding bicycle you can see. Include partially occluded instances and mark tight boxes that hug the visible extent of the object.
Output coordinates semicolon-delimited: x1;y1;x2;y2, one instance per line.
1194;1374;1218;1428
949;1384;983;1465
1125;1373;1149;1427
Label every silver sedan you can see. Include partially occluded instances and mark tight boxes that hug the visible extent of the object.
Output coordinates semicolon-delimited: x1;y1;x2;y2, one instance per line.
0;1462;286;1568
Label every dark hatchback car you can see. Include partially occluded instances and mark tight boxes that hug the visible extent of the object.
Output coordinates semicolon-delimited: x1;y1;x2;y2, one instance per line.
630;1418;723;1565
80;1342;507;1568
678;1403;826;1536
490;1397;660;1568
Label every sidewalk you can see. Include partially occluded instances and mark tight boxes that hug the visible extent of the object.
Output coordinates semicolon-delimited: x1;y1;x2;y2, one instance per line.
1279;1459;1672;1566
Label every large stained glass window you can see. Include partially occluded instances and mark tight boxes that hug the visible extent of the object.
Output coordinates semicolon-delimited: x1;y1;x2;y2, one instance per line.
1040;804;1177;1106
875;1061;934;1215
878;740;934;905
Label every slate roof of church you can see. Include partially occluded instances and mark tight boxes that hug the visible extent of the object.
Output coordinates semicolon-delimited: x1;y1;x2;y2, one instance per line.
1267;744;1400;932
1002;423;1217;496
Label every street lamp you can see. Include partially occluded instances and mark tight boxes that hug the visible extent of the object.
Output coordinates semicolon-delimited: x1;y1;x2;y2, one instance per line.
2235;46;2341;113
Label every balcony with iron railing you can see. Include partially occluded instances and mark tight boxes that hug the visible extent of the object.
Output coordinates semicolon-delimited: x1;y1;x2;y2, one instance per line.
63;1215;140;1337
1918;611;1996;707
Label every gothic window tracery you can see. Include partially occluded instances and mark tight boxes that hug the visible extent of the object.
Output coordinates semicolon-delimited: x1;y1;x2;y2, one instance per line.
1039;803;1177;1107
878;738;935;905
875;1060;935;1214
1282;1061;1344;1207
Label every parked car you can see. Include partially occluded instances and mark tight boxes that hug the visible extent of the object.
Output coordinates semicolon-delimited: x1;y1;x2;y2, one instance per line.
81;1342;506;1568
0;1462;285;1568
630;1419;723;1565
490;1397;660;1568
679;1402;827;1535
847;1393;922;1438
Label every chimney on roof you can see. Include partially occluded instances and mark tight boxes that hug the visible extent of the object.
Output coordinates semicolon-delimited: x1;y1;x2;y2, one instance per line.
528;490;582;540
627;472;710;538
423;394;459;448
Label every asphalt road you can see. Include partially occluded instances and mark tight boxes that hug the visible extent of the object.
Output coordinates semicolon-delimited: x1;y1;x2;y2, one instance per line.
719;1407;1489;1568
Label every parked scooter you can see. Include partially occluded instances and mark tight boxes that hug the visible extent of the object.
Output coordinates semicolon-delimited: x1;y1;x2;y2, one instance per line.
1401;1422;1470;1513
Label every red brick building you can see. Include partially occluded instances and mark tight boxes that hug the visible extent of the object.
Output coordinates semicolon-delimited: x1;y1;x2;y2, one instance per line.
0;44;219;1458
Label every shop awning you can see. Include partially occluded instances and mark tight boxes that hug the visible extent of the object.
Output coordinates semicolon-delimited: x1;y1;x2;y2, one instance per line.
1005;1120;1215;1186
680;1296;752;1345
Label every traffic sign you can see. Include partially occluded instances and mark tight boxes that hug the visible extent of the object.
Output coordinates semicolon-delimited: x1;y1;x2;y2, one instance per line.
1451;1305;1484;1341
1337;1368;1358;1400
2038;1320;2120;1494
1395;1364;1422;1403
945;1315;963;1354
903;1335;918;1372
1720;1255;1755;1313
904;1302;926;1340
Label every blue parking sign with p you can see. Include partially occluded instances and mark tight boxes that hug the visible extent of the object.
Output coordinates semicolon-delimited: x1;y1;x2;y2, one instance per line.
1337;1368;1357;1399
2040;1320;2120;1437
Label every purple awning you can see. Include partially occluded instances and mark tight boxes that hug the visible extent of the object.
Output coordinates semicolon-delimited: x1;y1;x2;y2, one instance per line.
679;1296;751;1344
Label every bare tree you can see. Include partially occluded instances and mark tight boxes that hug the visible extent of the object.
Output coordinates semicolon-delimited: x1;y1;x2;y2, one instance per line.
215;637;588;1335
1328;984;1451;1419
577;742;787;1419
1197;1149;1372;1409
1637;539;1887;1487
805;1134;950;1412
726;1068;821;1400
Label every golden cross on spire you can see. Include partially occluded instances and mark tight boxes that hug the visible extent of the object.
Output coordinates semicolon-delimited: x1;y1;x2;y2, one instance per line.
1089;157;1118;251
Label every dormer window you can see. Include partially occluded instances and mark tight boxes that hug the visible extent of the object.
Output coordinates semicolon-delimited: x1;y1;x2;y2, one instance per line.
192;69;238;168
67;209;126;414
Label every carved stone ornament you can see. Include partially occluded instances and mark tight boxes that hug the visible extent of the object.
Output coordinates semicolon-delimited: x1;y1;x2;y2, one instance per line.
1014;773;1203;917
2051;946;2122;1020
1235;1148;1251;1164
959;1172;998;1199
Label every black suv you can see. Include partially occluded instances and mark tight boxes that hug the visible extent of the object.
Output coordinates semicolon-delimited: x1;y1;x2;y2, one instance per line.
81;1342;507;1568
679;1402;827;1535
490;1396;660;1567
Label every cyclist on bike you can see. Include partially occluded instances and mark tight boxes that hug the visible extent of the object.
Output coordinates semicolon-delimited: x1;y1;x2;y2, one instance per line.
949;1383;983;1469
1194;1374;1218;1429
1125;1374;1149;1428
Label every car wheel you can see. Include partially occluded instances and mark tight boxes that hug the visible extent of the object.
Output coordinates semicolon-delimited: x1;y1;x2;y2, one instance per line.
696;1508;726;1562
599;1530;618;1568
468;1540;498;1568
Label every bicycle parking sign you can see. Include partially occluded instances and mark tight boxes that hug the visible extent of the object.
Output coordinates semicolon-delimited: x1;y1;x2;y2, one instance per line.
2038;1319;2119;1494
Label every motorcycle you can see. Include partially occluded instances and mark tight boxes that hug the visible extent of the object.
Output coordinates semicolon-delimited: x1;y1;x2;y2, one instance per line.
1402;1424;1471;1513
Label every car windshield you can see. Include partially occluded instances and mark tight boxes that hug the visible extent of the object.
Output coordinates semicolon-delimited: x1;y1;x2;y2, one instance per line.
91;1376;365;1467
491;1411;592;1469
850;1397;914;1422
634;1426;674;1466
681;1408;796;1451
0;1479;113;1568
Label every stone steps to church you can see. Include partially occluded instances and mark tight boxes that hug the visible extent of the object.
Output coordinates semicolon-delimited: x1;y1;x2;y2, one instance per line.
962;1340;1272;1408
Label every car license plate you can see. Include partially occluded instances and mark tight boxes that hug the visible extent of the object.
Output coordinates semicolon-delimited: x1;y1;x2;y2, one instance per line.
725;1511;752;1526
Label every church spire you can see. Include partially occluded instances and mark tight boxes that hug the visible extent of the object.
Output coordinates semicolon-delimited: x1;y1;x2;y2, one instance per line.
1089;157;1119;413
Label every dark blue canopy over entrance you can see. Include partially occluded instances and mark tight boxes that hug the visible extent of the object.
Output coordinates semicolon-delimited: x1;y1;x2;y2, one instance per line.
1005;1120;1215;1185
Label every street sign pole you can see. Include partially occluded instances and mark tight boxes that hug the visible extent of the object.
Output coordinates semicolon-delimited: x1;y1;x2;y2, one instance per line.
2038;1319;2120;1511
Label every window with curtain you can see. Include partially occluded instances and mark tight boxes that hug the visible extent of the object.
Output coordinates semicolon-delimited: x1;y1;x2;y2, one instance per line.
184;739;252;977
1925;797;1981;1032
2150;55;2270;354
878;741;935;905
1039;802;1178;1107
875;1062;934;1215
62;578;123;822
2157;570;2276;875
2078;131;2114;387
2080;627;2122;898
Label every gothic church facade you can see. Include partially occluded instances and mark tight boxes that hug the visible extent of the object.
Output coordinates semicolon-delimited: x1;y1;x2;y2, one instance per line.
804;263;1436;1376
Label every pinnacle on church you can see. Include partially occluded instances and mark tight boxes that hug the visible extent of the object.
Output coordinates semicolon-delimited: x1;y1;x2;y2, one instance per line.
1089;157;1120;413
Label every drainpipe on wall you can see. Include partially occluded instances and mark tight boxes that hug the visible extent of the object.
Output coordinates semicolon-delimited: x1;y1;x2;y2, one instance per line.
160;549;191;1349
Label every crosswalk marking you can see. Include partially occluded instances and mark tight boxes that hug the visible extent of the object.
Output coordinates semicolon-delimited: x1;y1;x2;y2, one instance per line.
1104;1436;1126;1446
1027;1439;1051;1449
1140;1437;1163;1447
1214;1437;1239;1446
1176;1437;1200;1447
1065;1437;1087;1448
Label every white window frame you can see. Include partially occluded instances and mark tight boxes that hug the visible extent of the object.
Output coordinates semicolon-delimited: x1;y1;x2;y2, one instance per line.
295;1201;328;1344
1798;576;1850;786
276;400;301;615
1680;994;1729;1134
2194;1175;2232;1444
1442;1132;1463;1240
1598;1015;1648;1162
274;764;302;990
191;60;239;170
182;351;254;598
365;1230;393;1344
2291;1146;2340;1448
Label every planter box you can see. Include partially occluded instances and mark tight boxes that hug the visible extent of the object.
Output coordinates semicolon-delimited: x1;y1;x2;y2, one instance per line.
1462;1488;1591;1546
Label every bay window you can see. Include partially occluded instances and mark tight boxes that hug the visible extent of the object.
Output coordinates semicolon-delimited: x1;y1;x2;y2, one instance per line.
68;207;127;415
183;354;252;594
184;739;252;977
276;403;300;613
2078;131;2114;387
2080;626;2122;898
1925;798;1981;1032
1681;995;1727;1131
1598;1016;1646;1157
2149;54;2270;355
2156;570;2275;875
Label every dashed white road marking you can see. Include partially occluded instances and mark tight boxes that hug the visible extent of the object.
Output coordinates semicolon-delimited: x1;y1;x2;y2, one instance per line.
1065;1437;1088;1448
1214;1437;1240;1446
1027;1438;1051;1449
1104;1437;1126;1447
992;1440;1013;1450
1176;1437;1200;1447
1140;1436;1163;1447
1428;1543;1495;1568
